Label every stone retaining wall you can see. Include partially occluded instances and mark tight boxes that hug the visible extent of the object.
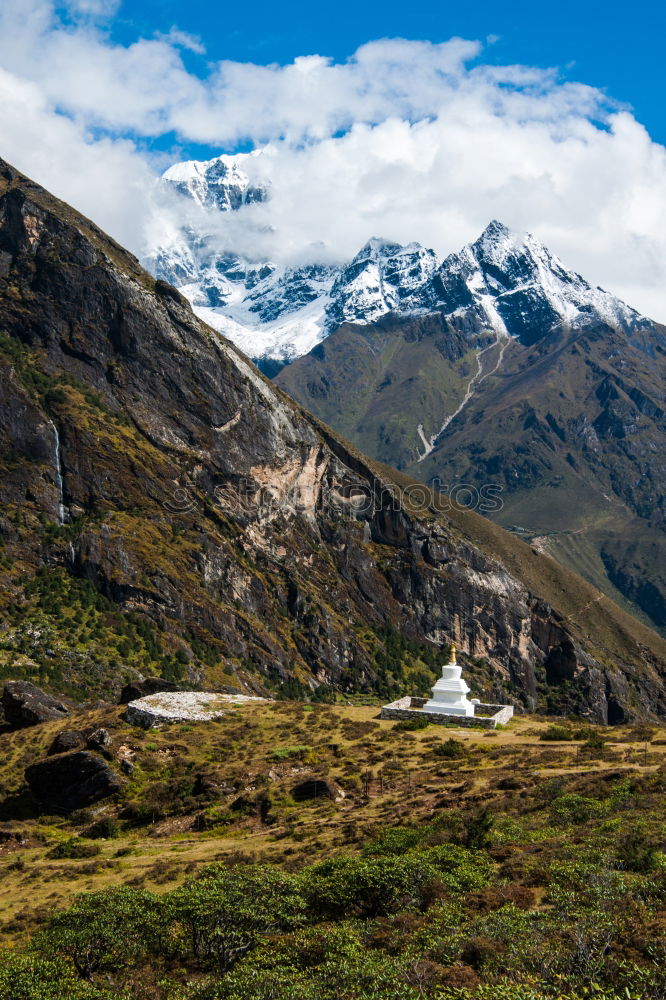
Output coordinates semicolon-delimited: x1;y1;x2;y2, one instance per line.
380;697;514;729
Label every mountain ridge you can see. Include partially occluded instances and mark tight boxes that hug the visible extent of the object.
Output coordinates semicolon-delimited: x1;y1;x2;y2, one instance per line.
1;155;665;723
149;152;663;367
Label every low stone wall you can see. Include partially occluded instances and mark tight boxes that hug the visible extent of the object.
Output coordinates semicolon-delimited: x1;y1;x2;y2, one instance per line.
380;697;514;730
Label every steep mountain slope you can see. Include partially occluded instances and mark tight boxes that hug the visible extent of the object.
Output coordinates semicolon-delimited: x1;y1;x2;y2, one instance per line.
276;228;666;635
1;156;665;723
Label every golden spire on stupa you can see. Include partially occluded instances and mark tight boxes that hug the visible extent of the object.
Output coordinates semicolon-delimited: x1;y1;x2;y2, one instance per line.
449;641;456;663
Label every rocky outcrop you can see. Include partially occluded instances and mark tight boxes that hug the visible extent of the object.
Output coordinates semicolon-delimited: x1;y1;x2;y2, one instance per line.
1;682;69;729
25;751;123;813
0;156;664;724
292;778;345;802
86;728;113;757
48;730;86;755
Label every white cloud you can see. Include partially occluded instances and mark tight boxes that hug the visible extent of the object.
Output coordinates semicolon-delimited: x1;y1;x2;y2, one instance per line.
158;27;206;56
62;0;121;17
0;0;665;321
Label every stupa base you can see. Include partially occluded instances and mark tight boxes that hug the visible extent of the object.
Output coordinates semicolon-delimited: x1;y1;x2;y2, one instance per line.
422;700;475;717
380;696;514;730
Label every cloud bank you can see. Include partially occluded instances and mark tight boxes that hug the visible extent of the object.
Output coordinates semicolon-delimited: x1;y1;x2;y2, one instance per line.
0;0;665;321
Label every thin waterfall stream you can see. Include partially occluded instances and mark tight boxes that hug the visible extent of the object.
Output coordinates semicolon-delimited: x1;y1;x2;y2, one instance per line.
48;419;66;524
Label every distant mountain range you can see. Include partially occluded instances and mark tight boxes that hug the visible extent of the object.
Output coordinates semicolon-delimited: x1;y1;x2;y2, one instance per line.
149;153;659;369
147;152;666;636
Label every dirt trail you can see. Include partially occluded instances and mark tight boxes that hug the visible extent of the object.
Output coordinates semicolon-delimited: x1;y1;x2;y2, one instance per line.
417;333;509;461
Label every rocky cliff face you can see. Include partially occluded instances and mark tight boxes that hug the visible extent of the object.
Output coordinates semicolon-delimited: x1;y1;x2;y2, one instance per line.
1;156;665;722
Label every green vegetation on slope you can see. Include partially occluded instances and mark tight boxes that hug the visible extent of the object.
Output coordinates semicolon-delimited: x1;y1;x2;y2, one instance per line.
1;701;666;998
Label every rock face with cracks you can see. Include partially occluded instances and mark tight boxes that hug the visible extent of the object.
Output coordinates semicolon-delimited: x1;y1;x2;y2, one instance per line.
1;682;69;729
0;156;665;723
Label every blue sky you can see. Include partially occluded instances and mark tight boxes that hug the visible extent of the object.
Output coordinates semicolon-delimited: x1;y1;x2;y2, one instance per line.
110;0;666;150
2;0;666;321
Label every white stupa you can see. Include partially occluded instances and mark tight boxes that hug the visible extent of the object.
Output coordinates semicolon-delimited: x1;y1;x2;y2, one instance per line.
423;643;475;717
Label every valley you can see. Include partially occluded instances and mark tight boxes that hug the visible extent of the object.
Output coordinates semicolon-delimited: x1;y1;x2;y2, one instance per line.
147;151;666;636
1;7;665;1000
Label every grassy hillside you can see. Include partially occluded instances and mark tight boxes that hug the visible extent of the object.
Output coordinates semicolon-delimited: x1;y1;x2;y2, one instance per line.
0;698;665;998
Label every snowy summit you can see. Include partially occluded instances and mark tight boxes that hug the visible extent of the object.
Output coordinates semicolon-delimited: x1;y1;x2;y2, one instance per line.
147;154;655;365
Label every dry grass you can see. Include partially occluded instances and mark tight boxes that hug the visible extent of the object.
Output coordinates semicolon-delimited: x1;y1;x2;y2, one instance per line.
1;698;665;940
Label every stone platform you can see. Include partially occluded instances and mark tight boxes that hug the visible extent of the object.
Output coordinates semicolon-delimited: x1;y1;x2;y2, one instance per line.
126;691;266;728
380;696;514;729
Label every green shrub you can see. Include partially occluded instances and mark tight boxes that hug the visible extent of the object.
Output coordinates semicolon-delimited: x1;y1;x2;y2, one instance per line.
421;844;494;891
87;818;121;840
539;724;573;742
363;825;424;856
462;808;494;849
550;793;606;825
46;838;101;860
300;854;440;919
434;738;466;758
167;864;306;973
394;716;431;731
36;887;164;980
616;829;660;873
0;953;118;999
271;745;312;761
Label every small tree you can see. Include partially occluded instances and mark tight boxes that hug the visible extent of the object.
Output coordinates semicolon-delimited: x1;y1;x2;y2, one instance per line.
36;887;164;980
0;953;119;1000
464;807;494;849
300;854;440;920
167;864;306;973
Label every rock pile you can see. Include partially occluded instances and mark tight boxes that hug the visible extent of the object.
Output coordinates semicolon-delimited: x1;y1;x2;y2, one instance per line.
126;691;266;728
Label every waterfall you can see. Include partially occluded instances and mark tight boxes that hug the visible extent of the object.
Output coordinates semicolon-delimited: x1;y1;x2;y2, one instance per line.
48;419;66;525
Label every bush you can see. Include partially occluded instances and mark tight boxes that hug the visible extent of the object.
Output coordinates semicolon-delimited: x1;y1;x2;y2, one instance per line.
363;826;424;856
301;854;441;919
434;738;466;759
87;818;121;840
394;716;431;731
616;829;660;873
539;724;573;742
0;953;118;999
167;864;306;973
46;838;101;860
36;887;164;979
421;845;494;891
271;746;312;761
463;808;494;849
550;794;606;825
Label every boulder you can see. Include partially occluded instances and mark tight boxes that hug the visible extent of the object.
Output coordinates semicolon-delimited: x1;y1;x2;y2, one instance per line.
2;681;69;728
291;777;344;802
25;751;123;813
49;730;86;756
118;678;183;705
86;728;113;755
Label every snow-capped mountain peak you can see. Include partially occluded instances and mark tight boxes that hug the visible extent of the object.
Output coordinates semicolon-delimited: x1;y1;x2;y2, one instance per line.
162;151;266;212
147;153;657;364
437;220;646;345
